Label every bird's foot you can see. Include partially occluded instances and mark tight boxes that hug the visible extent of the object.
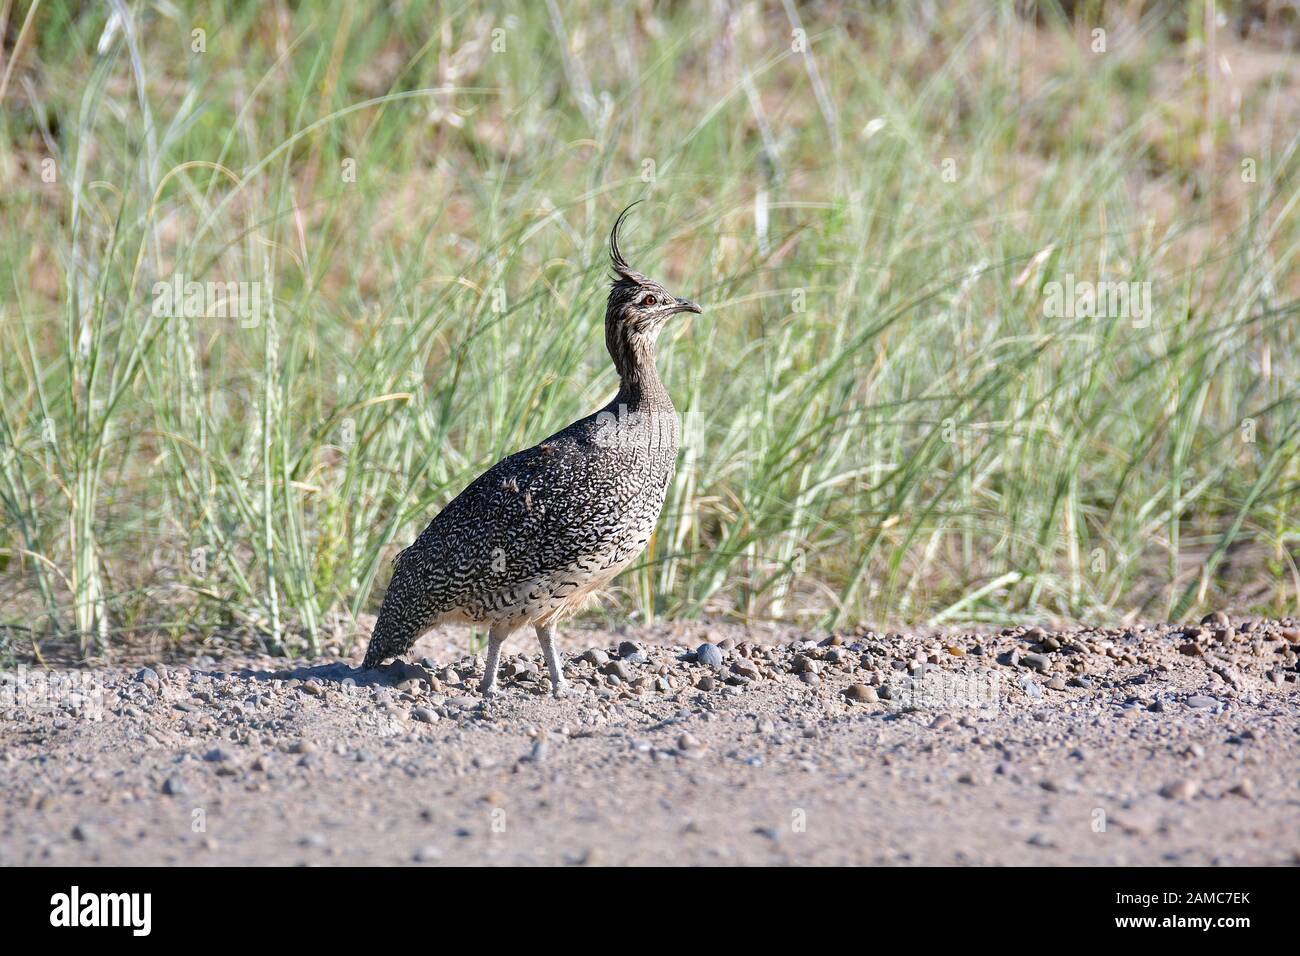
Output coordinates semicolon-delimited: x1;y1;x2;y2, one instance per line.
551;682;569;700
479;680;499;698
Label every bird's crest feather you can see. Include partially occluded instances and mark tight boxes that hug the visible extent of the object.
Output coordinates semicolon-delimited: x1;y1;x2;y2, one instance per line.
609;200;644;283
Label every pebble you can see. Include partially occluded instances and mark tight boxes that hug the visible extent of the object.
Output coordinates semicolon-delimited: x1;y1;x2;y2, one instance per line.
413;845;442;863
602;661;633;682
1020;676;1043;699
695;676;715;691
1021;653;1051;673
731;661;759;680
793;655;819;675
412;707;440;724
695;643;724;670
618;641;647;663
581;648;609;667
161;776;186;796
1228;779;1256;799
844;684;878;703
1159;779;1200;800
1185;695;1218;709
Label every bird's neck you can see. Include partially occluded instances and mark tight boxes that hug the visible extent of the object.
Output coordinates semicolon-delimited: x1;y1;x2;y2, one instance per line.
611;337;672;411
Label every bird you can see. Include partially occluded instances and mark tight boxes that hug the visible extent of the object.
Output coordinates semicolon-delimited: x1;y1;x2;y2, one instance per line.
362;203;701;697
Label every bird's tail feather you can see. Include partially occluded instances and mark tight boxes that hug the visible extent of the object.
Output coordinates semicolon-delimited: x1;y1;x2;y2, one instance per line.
362;574;423;669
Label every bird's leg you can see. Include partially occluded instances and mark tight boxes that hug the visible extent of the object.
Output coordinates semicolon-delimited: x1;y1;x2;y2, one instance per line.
535;622;568;698
478;624;510;697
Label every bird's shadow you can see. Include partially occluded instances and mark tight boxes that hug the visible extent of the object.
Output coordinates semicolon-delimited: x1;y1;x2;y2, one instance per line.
206;658;443;691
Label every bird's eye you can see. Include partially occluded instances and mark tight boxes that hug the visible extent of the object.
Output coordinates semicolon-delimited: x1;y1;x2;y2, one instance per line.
642;294;657;306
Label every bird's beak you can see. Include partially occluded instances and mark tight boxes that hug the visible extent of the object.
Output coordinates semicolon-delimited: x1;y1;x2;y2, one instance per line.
670;297;703;316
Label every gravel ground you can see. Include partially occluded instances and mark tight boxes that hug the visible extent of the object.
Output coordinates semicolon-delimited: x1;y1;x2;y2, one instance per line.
3;616;1299;866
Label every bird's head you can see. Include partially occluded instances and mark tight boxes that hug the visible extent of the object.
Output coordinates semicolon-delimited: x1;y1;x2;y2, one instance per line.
604;202;701;381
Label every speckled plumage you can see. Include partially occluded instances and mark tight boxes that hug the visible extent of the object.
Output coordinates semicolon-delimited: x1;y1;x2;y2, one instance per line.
363;205;701;696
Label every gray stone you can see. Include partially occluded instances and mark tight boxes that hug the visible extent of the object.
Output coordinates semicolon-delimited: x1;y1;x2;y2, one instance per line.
602;661;633;682
695;643;725;670
1022;653;1051;672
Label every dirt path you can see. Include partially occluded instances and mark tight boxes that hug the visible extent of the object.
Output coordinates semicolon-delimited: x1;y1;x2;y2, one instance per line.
2;618;1298;865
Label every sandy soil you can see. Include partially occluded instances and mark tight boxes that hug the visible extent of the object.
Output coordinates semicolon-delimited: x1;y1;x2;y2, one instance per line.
2;617;1298;866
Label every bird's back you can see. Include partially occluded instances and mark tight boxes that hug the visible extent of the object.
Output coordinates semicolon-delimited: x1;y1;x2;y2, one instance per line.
384;395;679;631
